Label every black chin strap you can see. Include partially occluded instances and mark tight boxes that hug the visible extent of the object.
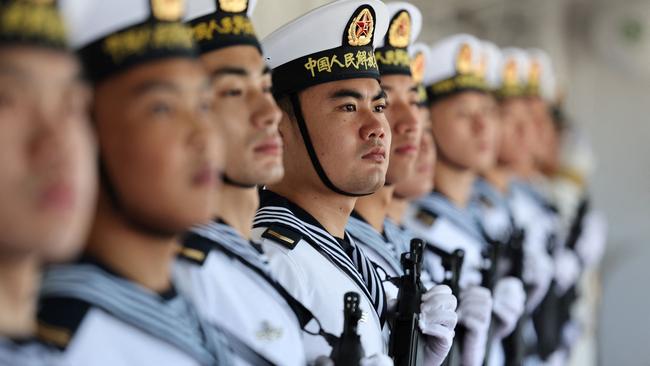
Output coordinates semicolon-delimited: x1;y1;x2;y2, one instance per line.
222;174;256;189
98;158;177;239
289;93;372;198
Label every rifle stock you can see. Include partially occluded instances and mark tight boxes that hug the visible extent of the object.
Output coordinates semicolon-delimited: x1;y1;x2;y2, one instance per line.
330;292;365;365
389;239;426;366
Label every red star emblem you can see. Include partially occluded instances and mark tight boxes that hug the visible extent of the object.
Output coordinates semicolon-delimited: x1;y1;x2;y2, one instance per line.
355;12;371;39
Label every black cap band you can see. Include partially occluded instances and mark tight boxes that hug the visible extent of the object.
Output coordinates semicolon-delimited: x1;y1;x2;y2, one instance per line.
426;73;487;104
272;44;379;96
0;0;67;49
78;20;196;83
189;10;260;54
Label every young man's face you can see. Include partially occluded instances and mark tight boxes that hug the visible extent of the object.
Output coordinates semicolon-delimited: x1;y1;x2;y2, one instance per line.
498;97;534;168
200;45;283;186
381;74;421;185
394;107;436;200
429;91;498;172
93;58;221;234
280;78;391;195
527;97;558;174
0;47;96;261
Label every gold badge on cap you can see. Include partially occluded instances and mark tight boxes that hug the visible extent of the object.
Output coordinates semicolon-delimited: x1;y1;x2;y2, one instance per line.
388;11;411;48
151;0;184;22
218;0;248;13
456;43;473;75
528;59;541;89
411;51;425;84
503;57;518;88
348;8;374;47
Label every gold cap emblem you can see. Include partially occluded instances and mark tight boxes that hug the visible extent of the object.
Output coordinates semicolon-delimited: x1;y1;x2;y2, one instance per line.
411;51;425;84
347;8;374;47
388;11;410;48
528;59;541;89
218;0;248;13
456;43;473;75
151;0;184;21
503;57;518;88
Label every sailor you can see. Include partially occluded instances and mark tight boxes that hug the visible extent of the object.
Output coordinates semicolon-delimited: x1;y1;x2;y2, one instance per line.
387;42;436;229
36;1;253;364
402;34;524;366
0;0;96;364
343;3;458;364
250;1;395;363
173;0;315;364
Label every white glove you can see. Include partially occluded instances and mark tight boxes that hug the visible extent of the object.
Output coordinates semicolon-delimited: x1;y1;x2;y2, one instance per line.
418;285;458;366
575;211;607;267
491;277;526;341
554;248;581;294
360;354;393;366
458;286;492;366
523;249;554;312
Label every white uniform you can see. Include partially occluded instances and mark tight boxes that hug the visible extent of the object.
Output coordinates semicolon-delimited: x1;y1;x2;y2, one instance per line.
251;191;386;362
0;338;64;366
174;221;308;366
37;259;249;366
346;214;403;302
404;192;486;290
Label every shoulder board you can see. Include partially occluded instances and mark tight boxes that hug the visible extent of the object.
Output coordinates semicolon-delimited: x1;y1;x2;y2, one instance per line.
177;233;213;266
415;208;438;227
37;297;91;350
478;194;494;209
261;224;302;250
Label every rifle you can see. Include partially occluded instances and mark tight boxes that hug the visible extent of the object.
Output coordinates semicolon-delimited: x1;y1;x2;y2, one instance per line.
502;227;527;366
426;246;465;366
480;235;503;366
534;198;590;361
330;292;365;365
389;239;427;366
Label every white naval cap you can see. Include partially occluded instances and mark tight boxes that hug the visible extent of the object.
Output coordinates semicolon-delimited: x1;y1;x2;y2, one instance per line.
423;33;488;103
409;42;430;104
262;0;390;96
526;48;557;103
496;47;529;98
480;40;502;92
374;1;422;76
60;0;196;82
185;0;261;54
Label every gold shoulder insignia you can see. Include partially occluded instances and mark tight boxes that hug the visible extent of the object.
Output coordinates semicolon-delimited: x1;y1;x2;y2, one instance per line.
178;246;208;265
347;7;374;47
37;322;71;348
151;0;184;22
262;225;301;250
415;209;437;227
388;11;411;48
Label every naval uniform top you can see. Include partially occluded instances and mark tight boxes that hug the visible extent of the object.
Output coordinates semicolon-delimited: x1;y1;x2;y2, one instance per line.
251;190;387;362
174;219;309;366
403;191;487;289
0;337;64;366
471;178;516;244
346;213;403;303
509;179;562;255
36;256;253;366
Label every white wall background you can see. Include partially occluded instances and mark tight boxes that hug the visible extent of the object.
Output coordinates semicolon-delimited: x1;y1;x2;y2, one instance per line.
253;1;650;364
